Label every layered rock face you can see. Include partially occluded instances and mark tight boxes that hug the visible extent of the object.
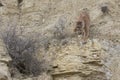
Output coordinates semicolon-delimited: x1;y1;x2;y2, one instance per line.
0;0;120;80
0;40;11;80
51;39;110;80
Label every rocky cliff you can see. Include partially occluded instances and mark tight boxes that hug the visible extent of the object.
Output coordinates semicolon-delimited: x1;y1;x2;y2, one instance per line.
0;0;120;80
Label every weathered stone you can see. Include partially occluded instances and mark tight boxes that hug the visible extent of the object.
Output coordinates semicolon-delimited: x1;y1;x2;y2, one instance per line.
92;39;102;50
0;73;8;80
0;0;120;80
0;63;11;80
51;39;108;80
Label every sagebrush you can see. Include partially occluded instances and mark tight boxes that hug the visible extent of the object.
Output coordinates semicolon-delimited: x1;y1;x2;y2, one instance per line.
0;26;42;76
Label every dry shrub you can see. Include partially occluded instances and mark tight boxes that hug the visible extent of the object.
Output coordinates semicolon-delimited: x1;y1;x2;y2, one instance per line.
53;16;67;40
0;25;42;76
52;15;70;46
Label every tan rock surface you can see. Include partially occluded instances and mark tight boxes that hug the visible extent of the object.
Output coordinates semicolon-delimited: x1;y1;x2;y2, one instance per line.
51;39;108;80
0;0;120;80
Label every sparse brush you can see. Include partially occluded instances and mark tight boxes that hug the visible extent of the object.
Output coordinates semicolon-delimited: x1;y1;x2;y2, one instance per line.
53;16;67;40
0;25;42;76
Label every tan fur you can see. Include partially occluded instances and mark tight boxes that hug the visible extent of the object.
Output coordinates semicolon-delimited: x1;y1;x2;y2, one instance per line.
74;10;90;43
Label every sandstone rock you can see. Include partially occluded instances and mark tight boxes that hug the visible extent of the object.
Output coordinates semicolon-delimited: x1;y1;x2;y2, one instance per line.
51;39;108;80
0;0;120;80
0;41;11;80
82;39;93;48
37;73;52;80
0;63;11;80
92;39;102;50
0;73;8;80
